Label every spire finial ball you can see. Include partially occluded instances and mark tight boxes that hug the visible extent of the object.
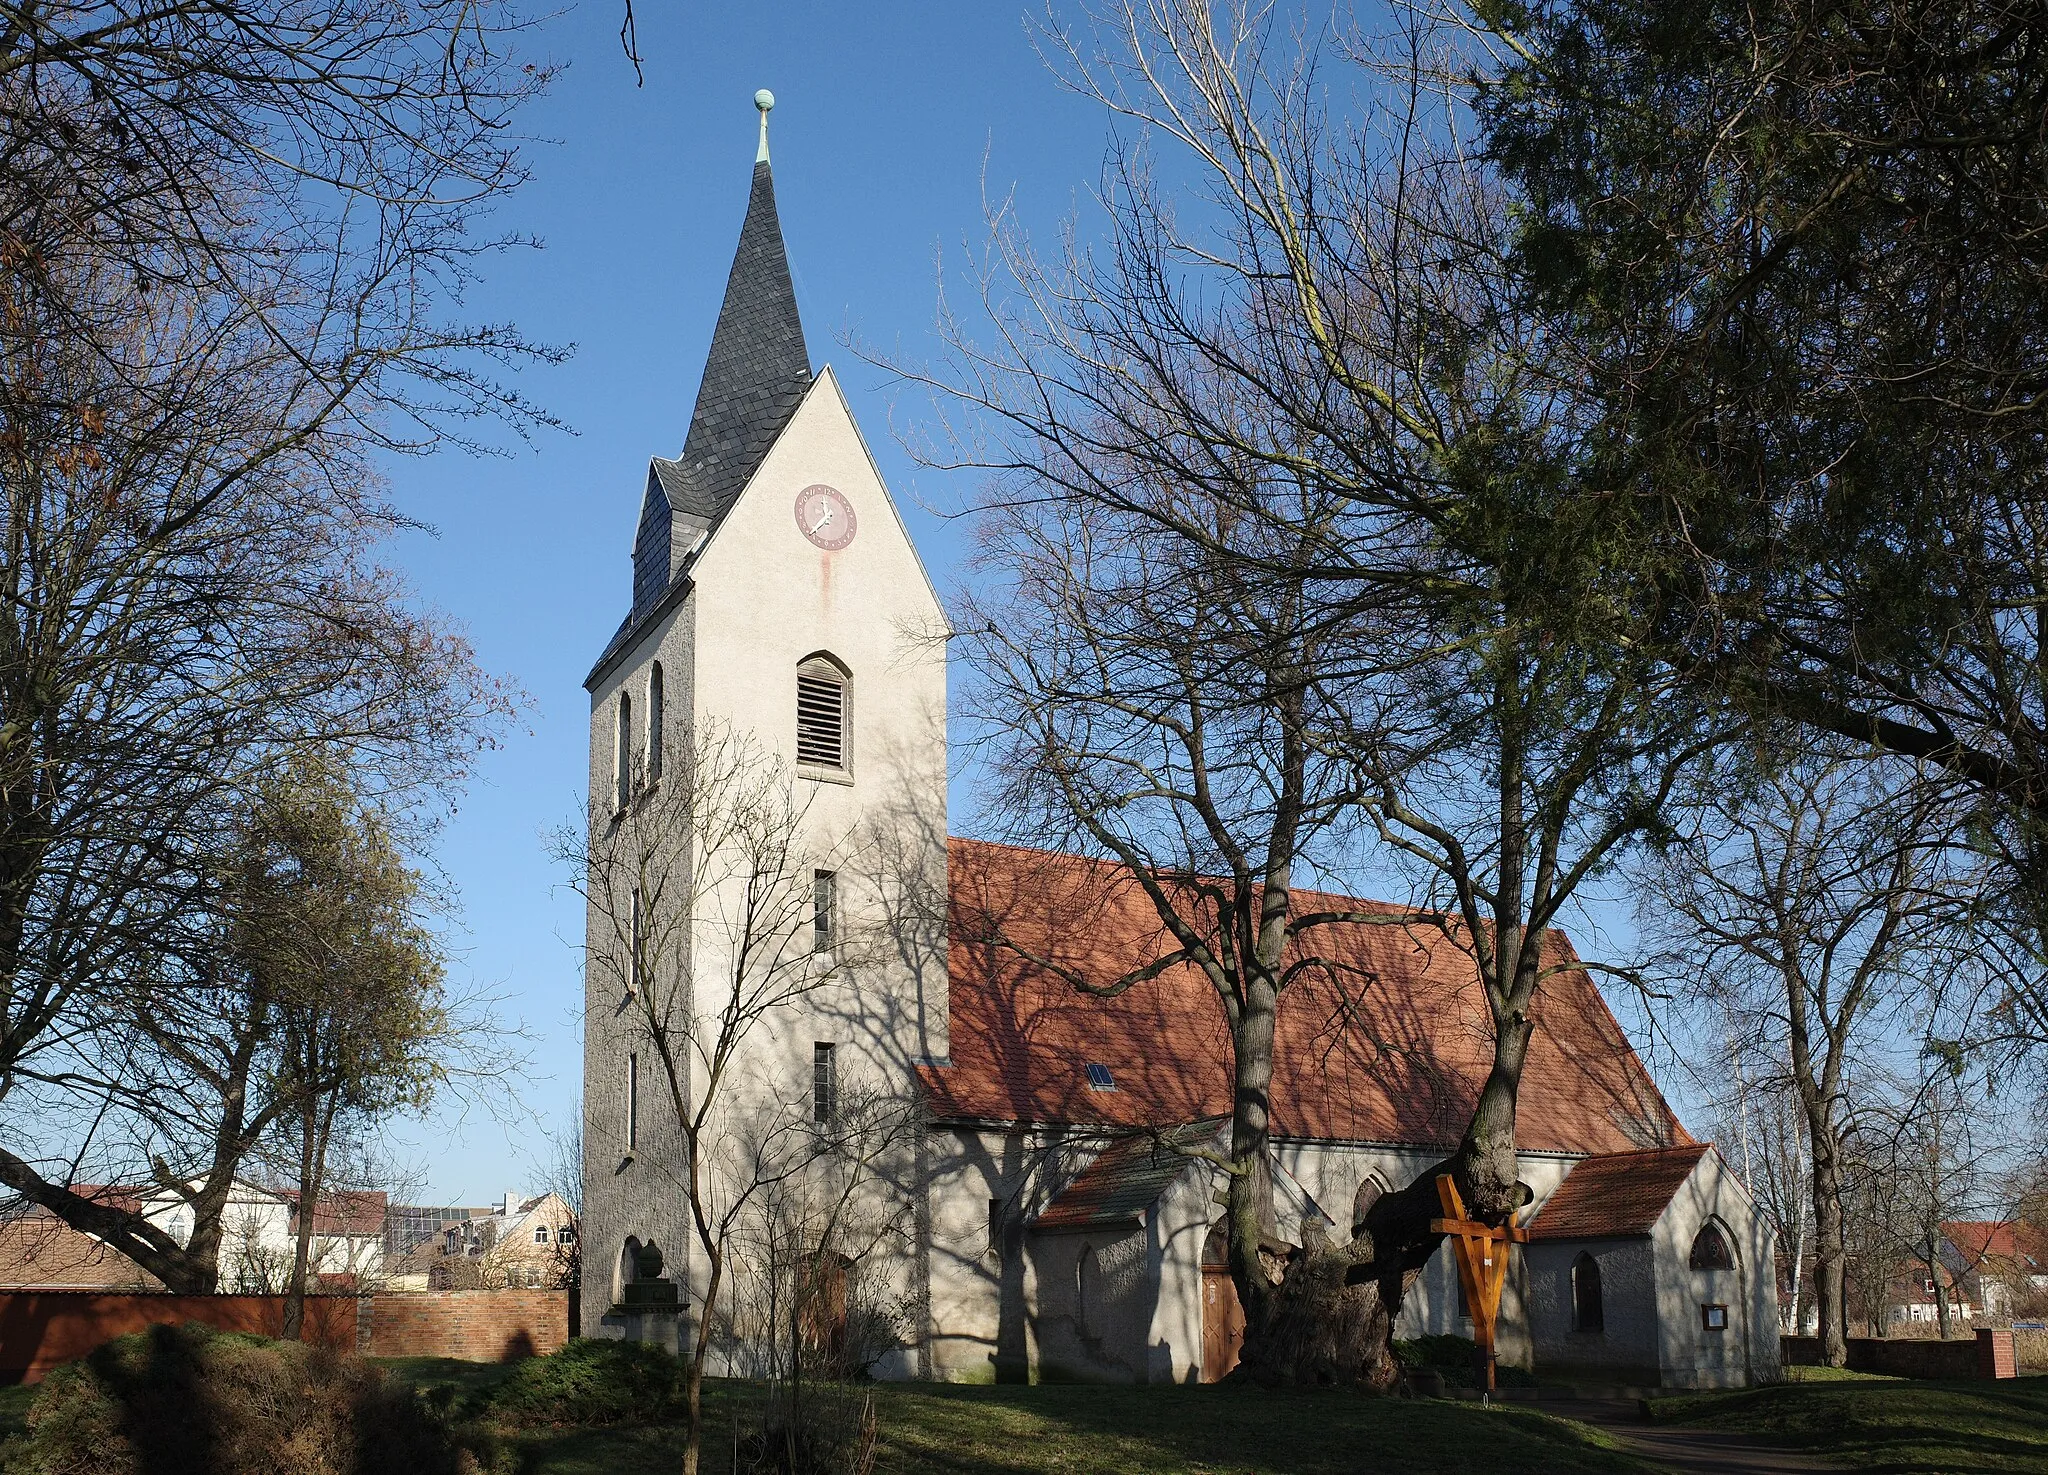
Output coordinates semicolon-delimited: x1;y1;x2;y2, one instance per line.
755;89;775;113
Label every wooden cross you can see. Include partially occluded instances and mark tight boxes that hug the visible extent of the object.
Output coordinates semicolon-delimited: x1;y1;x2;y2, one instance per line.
1429;1174;1530;1393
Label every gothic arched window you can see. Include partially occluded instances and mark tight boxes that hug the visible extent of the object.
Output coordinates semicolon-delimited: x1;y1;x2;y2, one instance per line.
1572;1252;1604;1332
647;663;664;781
1689;1221;1735;1271
1351;1175;1387;1239
796;655;849;771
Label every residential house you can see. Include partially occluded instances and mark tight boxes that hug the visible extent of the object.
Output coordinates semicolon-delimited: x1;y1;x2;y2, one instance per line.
392;1193;578;1291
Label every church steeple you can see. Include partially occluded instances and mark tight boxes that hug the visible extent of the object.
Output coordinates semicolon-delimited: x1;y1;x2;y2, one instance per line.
675;92;811;522
628;93;812;622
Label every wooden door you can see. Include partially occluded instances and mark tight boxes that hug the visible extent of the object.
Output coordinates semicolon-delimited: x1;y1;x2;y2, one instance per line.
1202;1220;1245;1382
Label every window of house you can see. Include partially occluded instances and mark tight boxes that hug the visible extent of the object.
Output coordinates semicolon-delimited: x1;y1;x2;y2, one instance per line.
813;870;837;952
1701;1303;1729;1331
615;691;633;810
1084;1062;1115;1090
626;1051;640;1151
1689;1221;1735;1271
796;658;848;770
533;1225;550;1244
1572;1252;1605;1333
647;663;664;781
558;1225;576;1245
813;1042;837;1124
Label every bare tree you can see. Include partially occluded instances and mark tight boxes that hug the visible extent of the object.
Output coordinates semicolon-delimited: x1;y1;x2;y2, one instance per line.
899;0;1714;1386
0;2;546;1287
1636;746;1975;1364
556;722;885;1475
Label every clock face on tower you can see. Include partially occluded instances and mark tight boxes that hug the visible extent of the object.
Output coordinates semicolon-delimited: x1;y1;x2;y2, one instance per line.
794;484;857;551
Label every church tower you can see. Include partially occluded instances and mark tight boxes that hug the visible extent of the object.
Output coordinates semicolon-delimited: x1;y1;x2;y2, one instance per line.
579;95;948;1350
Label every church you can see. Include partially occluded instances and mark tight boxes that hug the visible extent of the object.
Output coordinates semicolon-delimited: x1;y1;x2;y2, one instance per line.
577;97;1780;1393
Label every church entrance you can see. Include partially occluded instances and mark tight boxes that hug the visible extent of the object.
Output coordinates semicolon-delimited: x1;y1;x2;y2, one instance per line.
1201;1222;1244;1382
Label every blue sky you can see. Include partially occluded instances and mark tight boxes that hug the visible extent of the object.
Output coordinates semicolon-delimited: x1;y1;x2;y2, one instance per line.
382;3;1115;1200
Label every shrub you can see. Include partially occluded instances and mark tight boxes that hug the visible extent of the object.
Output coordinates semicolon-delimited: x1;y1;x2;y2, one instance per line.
484;1337;684;1427
1392;1334;1538;1388
9;1322;495;1475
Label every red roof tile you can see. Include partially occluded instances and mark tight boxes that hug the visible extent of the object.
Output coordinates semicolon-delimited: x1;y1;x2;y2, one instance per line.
0;1212;163;1290
1944;1220;2048;1271
1526;1144;1711;1239
922;840;1688;1156
283;1189;388;1237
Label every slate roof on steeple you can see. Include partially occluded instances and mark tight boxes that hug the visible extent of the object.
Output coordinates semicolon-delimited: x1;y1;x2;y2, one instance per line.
661;158;812;529
588;156;813;687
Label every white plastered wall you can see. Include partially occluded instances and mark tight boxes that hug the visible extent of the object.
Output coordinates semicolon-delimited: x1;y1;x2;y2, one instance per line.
1649;1149;1781;1389
664;365;948;1369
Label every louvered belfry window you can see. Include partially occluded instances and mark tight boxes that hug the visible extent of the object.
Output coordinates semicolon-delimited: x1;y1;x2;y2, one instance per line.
796;660;847;769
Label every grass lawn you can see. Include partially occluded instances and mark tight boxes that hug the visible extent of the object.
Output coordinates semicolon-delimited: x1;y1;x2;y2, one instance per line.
1651;1372;2048;1473
375;1362;1658;1475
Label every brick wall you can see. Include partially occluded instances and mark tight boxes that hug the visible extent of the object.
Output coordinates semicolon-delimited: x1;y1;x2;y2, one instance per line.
1781;1329;2015;1380
360;1290;568;1362
0;1292;357;1384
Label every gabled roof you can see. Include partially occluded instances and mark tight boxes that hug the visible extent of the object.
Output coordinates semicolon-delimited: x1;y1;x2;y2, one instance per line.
1944;1220;2048;1272
1034;1120;1227;1231
1526;1144;1712;1239
0;1210;162;1290
920;839;1689;1157
281;1189;388;1238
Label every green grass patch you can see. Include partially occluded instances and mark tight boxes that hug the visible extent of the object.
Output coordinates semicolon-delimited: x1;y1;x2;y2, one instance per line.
13;1345;1657;1475
1651;1373;2048;1473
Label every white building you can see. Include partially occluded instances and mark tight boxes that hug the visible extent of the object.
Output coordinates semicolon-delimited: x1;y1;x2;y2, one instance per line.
577;100;1777;1391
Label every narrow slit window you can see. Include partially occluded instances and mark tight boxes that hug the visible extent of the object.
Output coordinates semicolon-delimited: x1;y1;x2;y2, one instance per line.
797;662;847;769
647;664;664;781
626;1052;640;1151
629;885;644;996
813;870;837;953
615;691;633;809
813;1042;837;1124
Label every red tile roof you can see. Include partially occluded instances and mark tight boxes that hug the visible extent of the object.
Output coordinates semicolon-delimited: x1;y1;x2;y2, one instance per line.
0;1211;163;1290
1944;1220;2048;1272
922;840;1689;1156
1526;1144;1712;1239
283;1189;388;1237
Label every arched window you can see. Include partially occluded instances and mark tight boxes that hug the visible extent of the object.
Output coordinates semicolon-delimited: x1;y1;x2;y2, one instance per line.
1202;1221;1230;1269
1351;1175;1387;1239
1690;1221;1735;1271
615;691;633;810
617;1236;642;1302
647;664;664;781
1572;1252;1604;1332
796;655;849;771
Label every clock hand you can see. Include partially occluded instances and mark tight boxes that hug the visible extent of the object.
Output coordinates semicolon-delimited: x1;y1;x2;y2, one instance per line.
809;508;833;533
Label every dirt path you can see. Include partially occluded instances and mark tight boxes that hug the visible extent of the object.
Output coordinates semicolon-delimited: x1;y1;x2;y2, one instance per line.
1549;1398;1841;1475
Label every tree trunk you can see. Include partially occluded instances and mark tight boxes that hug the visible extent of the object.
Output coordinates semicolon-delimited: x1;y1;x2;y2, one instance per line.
683;1250;722;1475
1808;1126;1848;1366
282;1090;333;1340
1226;977;1279;1329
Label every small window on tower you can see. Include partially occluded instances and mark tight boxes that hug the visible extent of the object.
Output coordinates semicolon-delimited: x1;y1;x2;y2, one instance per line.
813;870;837;953
796;658;848;770
626;1052;640;1152
813;1043;838;1124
